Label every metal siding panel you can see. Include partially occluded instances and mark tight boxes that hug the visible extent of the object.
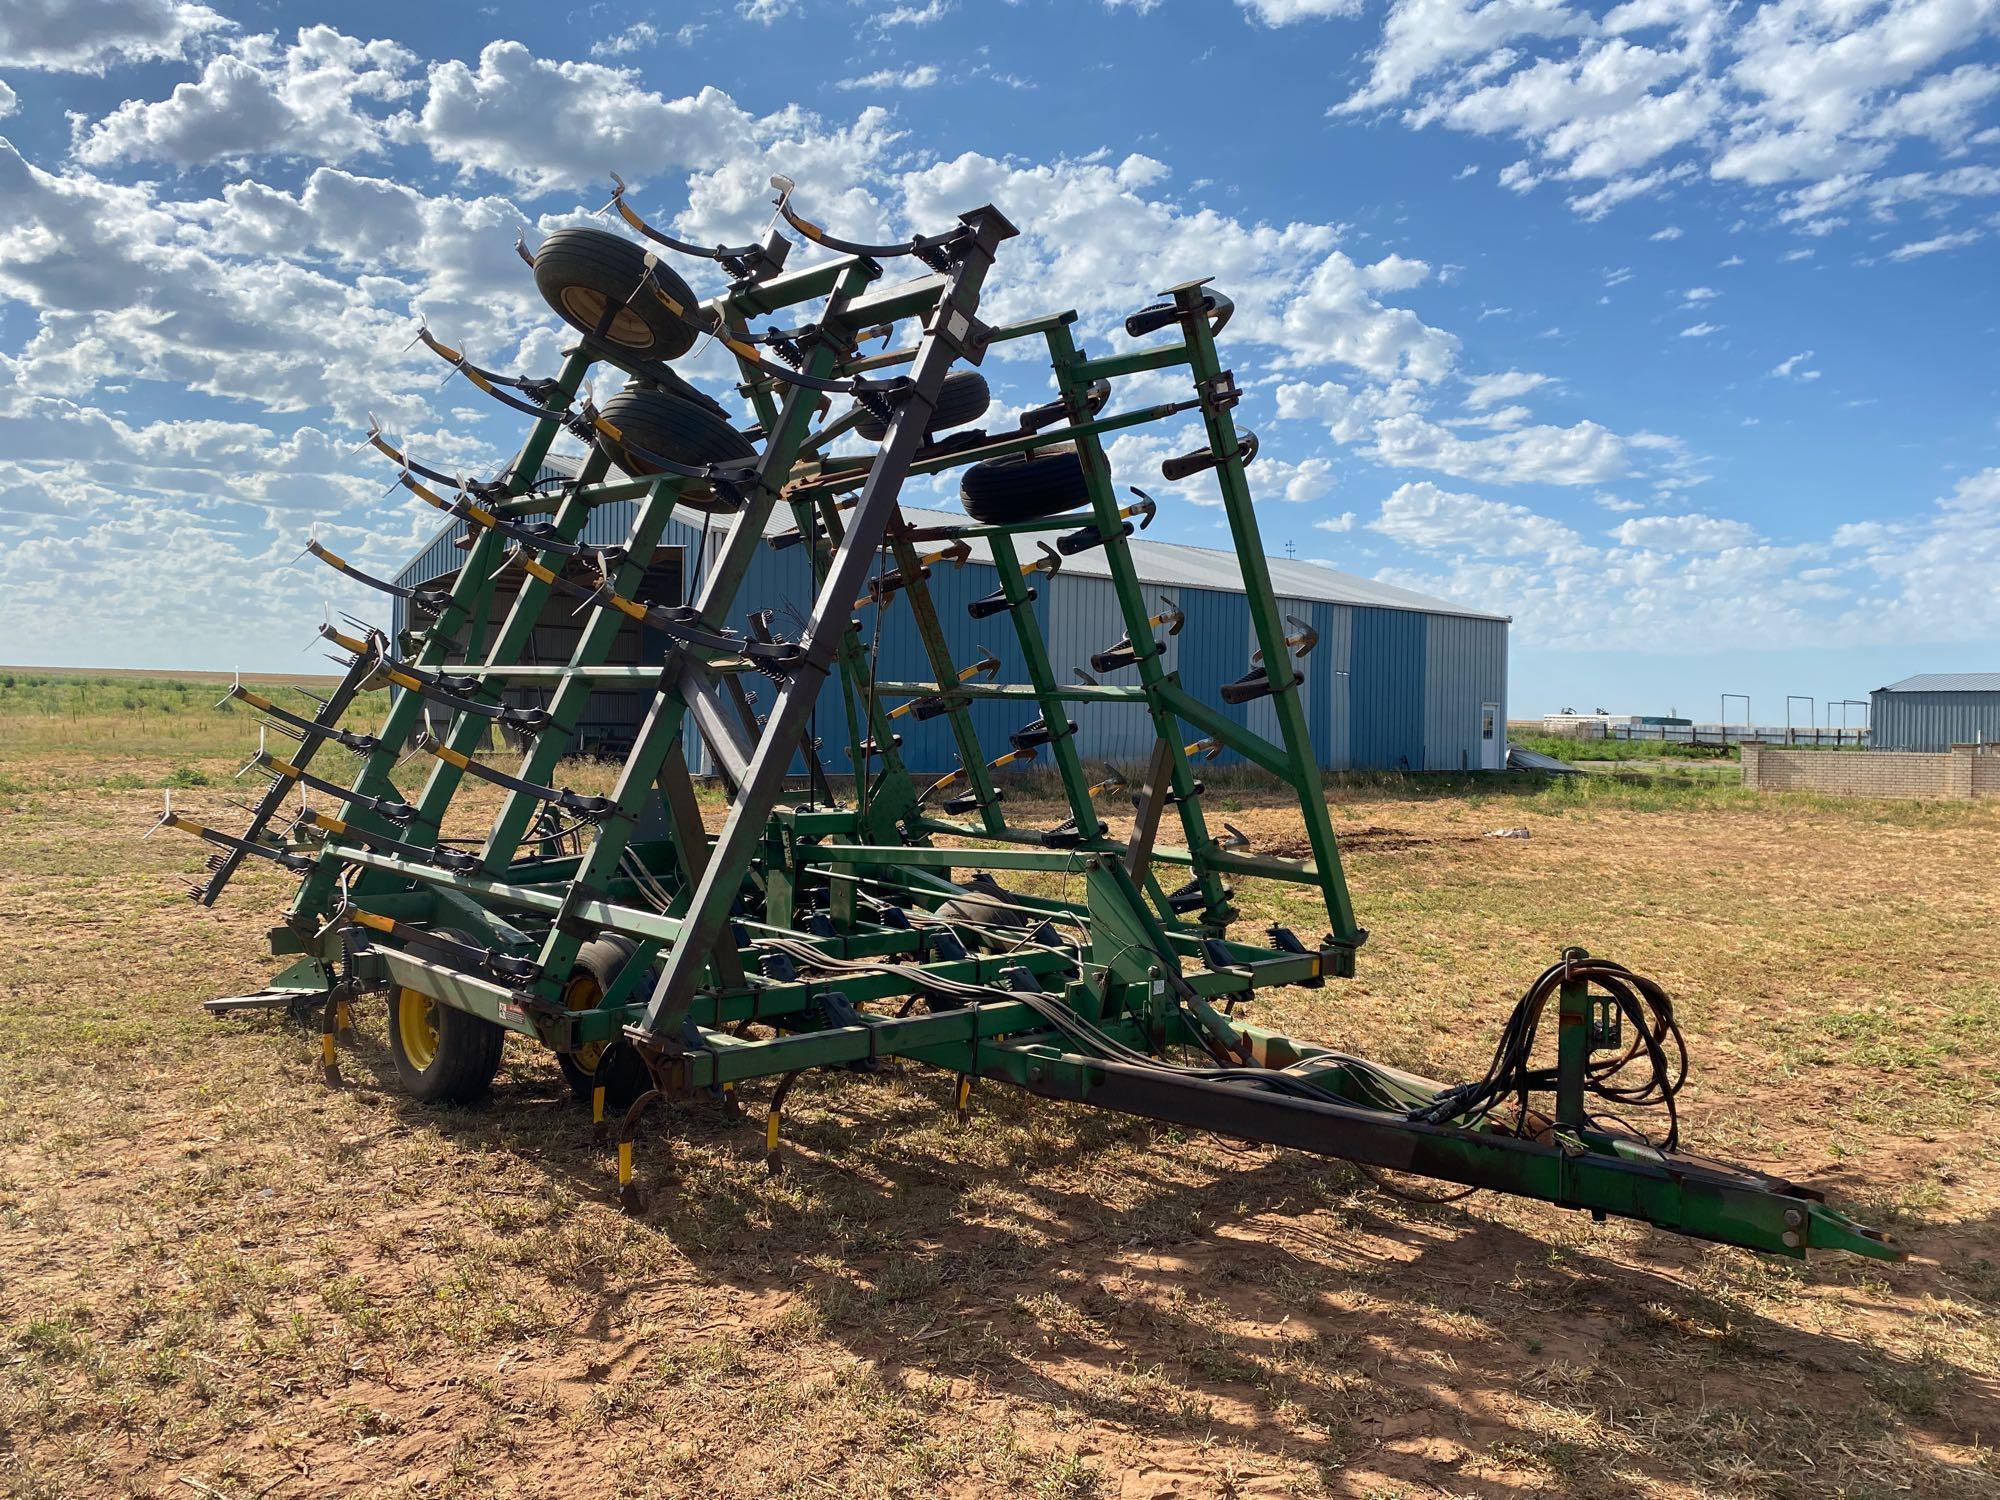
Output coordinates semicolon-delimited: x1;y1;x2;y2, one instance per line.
1871;689;2000;751
732;542;844;778
1176;588;1252;765
1349;607;1425;769
1306;602;1336;769
865;583;943;774
408;526;457;588
1323;603;1355;771
1244;594;1314;749
1053;576;1143;764
583;500;632;551
1423;614;1479;771
899;558;1019;778
392;499;1511;780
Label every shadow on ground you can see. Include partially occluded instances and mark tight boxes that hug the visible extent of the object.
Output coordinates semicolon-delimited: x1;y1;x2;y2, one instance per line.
311;1017;2000;1498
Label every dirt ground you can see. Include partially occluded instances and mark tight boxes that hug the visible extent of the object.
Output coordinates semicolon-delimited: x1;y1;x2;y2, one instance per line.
3;737;1998;1498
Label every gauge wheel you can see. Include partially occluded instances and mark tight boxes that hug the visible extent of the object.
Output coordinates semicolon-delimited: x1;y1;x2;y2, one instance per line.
960;443;1092;524
386;979;506;1106
555;936;655;1108
854;369;991;442
595;384;757;511
533;225;699;373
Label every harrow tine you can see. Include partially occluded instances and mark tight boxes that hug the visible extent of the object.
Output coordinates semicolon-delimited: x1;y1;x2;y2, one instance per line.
258;714;309;745
1086;763;1128;798
143;788;175;840
233;724;271;782
148;791;315;875
345;413;385;459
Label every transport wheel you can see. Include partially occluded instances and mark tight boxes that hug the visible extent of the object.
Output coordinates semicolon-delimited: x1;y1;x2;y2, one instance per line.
533;226;699;374
637;367;733;421
960;443;1091;524
596;384;756;511
385;982;506;1106
854;369;991;442
555;937;654;1107
930;879;1029;955
1124;289;1233;338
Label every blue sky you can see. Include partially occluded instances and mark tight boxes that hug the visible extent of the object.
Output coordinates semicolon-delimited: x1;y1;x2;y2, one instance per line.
1;0;1996;720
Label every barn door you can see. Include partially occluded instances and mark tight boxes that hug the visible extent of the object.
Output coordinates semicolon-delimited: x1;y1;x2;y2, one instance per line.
1480;702;1502;771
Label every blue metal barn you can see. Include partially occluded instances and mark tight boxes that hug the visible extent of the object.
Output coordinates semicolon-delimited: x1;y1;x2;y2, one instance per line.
1870;673;2000;751
392;499;1510;775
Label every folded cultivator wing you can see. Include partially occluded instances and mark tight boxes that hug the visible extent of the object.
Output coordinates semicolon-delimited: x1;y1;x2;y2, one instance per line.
170;174;1896;1264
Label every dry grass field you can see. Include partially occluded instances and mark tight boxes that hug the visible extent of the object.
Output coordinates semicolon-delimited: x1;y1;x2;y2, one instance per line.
3;672;1999;1498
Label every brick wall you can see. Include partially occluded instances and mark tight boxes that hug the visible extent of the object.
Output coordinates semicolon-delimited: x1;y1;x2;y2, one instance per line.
1742;742;2000;800
1975;752;2000;798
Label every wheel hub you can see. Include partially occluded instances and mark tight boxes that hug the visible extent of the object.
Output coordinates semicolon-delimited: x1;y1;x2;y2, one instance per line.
558;285;656;350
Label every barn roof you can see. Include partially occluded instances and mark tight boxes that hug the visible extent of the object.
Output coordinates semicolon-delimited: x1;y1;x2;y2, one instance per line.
406;492;1505;624
1876;673;2000;693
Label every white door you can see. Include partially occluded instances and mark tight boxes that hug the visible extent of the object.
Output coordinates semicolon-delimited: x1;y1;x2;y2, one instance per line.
1480;703;1502;771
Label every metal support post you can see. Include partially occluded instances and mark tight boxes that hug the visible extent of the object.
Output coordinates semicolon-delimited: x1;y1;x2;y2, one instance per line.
637;204;1018;1042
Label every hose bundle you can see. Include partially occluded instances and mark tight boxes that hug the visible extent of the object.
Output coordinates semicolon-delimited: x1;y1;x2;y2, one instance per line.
1410;954;1688;1149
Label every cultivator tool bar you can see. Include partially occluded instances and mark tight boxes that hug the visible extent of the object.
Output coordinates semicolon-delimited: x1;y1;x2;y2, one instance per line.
168;170;1897;1265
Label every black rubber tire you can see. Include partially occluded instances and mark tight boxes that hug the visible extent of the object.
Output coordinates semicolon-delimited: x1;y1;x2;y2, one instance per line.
854;369;991;442
596;384;756;511
533;225;698;373
1125;291;1231;338
632;369;731;421
960;444;1092;524
554;936;652;1106
931;884;1029;955
385;954;506;1106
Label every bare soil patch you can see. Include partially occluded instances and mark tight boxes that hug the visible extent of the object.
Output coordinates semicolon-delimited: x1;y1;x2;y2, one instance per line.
3;750;1998;1498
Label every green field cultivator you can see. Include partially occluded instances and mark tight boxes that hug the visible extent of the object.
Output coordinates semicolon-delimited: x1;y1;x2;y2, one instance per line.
164;173;1897;1263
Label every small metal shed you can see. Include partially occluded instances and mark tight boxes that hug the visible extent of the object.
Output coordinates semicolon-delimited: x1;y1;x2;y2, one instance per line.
1870;673;2000;751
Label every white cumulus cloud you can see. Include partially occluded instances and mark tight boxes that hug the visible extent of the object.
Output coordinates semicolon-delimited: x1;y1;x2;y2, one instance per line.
1338;0;2000;245
1371;478;1588;557
0;0;230;73
75;27;417;167
1612;512;1759;551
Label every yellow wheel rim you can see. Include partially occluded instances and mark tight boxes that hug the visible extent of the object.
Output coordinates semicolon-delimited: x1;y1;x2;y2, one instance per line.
558;286;655;350
396;987;441;1071
564;973;605;1074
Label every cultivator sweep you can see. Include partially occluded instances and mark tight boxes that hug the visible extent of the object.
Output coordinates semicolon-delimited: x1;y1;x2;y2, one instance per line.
168;173;1896;1263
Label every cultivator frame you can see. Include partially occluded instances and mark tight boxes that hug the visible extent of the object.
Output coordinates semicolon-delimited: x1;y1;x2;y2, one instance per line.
176;175;1896;1264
